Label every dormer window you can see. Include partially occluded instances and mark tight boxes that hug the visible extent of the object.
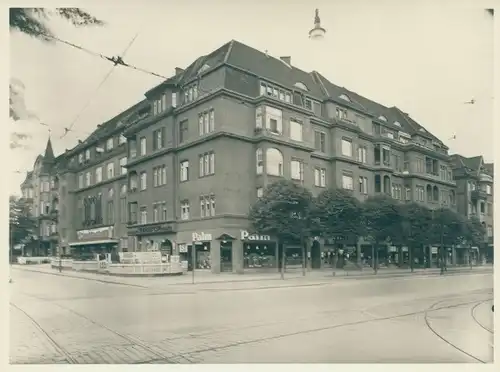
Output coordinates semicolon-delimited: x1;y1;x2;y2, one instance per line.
294;82;309;91
85;149;90;160
119;134;127;145
378;115;387;122
419;128;426;133
198;64;210;74
339;94;351;102
394;121;401;127
78;153;84;164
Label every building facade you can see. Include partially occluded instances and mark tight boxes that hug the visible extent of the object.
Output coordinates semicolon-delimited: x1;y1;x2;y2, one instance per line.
19;139;59;256
451;155;494;263
21;40;467;272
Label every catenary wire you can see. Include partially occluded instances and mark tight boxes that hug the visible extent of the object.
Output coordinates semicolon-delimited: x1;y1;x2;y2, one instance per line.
60;30;143;138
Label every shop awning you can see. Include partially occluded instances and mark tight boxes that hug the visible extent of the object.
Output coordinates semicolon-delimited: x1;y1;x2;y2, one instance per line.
68;239;119;246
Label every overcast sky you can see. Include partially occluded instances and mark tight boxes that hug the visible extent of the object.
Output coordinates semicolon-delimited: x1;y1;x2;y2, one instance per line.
9;0;494;195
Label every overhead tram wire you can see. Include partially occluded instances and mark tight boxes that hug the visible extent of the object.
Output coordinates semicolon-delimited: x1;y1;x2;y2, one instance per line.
58;30;144;139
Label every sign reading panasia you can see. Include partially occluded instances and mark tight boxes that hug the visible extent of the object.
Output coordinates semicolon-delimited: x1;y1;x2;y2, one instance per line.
240;230;271;241
77;226;114;241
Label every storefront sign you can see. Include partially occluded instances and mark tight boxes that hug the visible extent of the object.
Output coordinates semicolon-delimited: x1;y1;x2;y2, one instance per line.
192;232;212;242
241;230;271;241
77;226;114;241
129;223;174;236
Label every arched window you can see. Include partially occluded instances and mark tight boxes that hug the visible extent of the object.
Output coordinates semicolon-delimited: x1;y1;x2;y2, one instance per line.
339;94;351;102
294;82;308;91
433;186;439;201
129;171;138;191
394;121;401;127
256;148;263;174
426;185;432;202
378;115;387;122
266;148;283;176
108;188;114;199
120;184;127;195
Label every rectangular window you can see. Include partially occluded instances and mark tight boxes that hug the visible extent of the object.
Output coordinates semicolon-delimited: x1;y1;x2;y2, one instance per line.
200;195;216;218
486;185;492;195
179;120;188;143
106;138;114;151
181;200;190;220
487;226;493;237
341;138;352;157
140;137;147;156
180;160;189;182
266;106;283;134
153;203;159;223
172;92;177;108
107;162;115;179
140;172;147;190
129;140;137;159
119;157;127;175
85;172;91;187
359;176;368;194
119;134;127;145
314;131;326;152
392;184;402;200
161;202;167;221
314;168;326;187
128;202;138;224
120;197;127;223
85;149;91;160
153;167;159;187
107;200;114;224
78;153;84;163
487;202;492;216
336;107;347;120
357;146;367;163
290;119;303;141
198;109;215;136
405;187;411;201
199;152;215;177
256;149;263;174
257;187;264;198
342;173;354;190
95;167;103;183
78;174;84;188
416;186;425;201
153;128;165;151
140;206;147;225
291;160;304;181
161;165;167;185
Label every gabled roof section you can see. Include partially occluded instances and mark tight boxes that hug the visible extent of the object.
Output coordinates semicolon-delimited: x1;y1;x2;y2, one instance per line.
225;40;327;100
450;154;484;175
484;163;494;175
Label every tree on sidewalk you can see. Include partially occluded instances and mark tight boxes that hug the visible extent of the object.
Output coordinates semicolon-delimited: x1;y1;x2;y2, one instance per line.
248;180;313;279
394;203;433;272
312;188;364;269
430;207;466;272
361;195;401;274
9;195;37;262
462;215;487;266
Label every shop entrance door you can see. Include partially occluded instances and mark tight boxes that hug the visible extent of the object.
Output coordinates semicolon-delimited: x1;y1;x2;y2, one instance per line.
220;242;233;272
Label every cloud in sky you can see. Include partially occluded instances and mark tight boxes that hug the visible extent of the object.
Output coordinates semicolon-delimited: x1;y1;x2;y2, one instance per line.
8;0;494;195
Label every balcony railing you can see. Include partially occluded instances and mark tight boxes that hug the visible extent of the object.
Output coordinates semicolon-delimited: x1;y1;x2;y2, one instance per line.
470;189;487;200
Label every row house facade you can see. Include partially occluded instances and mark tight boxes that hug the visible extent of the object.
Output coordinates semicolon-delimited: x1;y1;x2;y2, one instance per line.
21;40;467;271
451;155;494;262
19;139;59;256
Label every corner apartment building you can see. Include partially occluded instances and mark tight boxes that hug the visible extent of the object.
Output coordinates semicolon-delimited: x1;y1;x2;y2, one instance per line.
21;40;460;272
19;139;59;256
451;155;494;262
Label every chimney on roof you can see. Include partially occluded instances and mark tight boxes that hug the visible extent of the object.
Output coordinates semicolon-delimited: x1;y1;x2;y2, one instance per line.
280;56;291;65
175;67;184;75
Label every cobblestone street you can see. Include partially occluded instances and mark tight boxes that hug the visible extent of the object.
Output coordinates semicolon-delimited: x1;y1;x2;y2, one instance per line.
9;268;493;364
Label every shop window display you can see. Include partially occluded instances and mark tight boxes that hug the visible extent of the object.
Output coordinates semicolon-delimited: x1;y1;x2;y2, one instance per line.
244;243;276;268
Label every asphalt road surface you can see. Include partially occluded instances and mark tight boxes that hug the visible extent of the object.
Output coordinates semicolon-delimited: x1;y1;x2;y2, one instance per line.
9;269;494;364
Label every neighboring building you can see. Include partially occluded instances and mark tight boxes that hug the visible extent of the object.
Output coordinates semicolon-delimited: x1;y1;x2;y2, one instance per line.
451;154;494;263
19;138;59;256
21;39;461;272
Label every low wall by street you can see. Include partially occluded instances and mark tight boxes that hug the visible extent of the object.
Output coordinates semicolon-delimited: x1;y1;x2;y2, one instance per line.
17;257;51;265
49;257;184;277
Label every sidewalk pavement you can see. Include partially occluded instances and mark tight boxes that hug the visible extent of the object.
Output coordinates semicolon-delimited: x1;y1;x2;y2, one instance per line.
11;264;493;291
